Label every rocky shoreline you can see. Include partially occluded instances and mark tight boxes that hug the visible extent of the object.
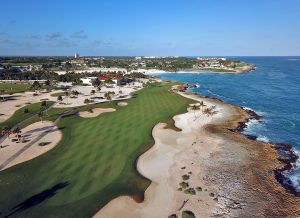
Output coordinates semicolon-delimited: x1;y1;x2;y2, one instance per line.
176;82;300;198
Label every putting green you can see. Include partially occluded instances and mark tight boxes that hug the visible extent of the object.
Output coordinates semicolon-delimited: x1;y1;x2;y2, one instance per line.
0;82;194;217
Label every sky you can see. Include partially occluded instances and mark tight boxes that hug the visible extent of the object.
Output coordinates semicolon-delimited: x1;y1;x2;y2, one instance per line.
0;0;300;56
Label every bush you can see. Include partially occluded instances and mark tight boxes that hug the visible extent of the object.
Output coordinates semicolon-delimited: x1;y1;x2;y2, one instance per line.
168;214;177;218
196;186;202;191
182;210;196;218
209;193;215;197
41;101;47;107
184;188;196;195
182;174;190;180
84;99;90;104
24;108;29;113
179;182;189;189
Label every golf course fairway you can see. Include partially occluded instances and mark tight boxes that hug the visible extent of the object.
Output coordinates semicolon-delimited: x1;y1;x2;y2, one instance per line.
0;82;193;218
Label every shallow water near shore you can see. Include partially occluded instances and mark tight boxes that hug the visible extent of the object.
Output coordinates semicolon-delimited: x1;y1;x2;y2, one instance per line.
155;56;300;193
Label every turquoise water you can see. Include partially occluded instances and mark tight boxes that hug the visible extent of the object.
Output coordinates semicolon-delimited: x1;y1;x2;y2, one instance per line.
155;57;300;193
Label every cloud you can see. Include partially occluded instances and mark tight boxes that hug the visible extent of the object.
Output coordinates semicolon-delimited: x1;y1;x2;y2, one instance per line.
51;38;77;48
0;32;8;37
9;20;16;25
70;30;87;39
46;32;62;41
91;39;116;47
26;34;42;40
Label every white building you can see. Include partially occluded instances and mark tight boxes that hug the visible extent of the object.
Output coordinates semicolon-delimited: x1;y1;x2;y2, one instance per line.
75;53;80;59
80;77;97;85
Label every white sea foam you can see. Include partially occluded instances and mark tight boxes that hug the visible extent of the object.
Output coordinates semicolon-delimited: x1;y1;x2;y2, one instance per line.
288;174;300;190
256;135;270;143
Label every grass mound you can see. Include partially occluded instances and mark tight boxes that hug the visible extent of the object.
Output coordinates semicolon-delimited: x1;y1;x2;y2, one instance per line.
182;210;196;218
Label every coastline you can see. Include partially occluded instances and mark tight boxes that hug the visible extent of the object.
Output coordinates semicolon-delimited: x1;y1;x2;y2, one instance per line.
94;83;300;217
143;65;256;75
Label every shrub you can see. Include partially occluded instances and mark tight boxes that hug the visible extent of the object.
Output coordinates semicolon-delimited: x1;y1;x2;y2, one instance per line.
209;193;215;197
184;188;196;195
41;101;47;107
168;214;177;218
182;210;196;218
24;108;29;113
182;174;190;180
84;99;90;104
196;186;202;191
179;182;189;189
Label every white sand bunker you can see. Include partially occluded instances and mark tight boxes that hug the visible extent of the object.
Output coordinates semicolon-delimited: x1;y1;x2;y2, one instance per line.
79;108;116;118
0;121;62;171
117;102;128;106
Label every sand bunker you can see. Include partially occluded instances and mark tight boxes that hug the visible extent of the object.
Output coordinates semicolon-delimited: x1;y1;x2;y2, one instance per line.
0;121;62;171
78;108;116;118
117;102;128;106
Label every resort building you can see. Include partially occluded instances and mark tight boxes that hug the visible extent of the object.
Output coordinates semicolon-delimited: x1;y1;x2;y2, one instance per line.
80;77;97;85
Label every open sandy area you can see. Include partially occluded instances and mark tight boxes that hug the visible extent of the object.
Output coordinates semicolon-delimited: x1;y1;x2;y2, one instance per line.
0;91;58;123
54;83;143;108
0;121;62;171
117;102;128;106
78;108;116;118
94;90;300;217
0;82;143;123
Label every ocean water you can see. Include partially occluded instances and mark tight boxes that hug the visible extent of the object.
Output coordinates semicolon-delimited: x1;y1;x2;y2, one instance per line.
155;57;300;192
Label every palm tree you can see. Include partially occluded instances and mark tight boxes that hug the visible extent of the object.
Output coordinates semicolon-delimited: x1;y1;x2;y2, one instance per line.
1;126;11;138
199;101;206;111
190;104;200;120
13;127;22;142
104;92;112;103
64;91;70;104
57;95;63;102
38;110;44;122
0;89;5;101
32;81;41;94
203;107;212;117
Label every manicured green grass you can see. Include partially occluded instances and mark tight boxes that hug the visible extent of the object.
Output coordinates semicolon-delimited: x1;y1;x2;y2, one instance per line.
0;101;54;132
182;210;196;218
50;92;65;97
0;83;32;94
201;68;236;72
0;83;194;218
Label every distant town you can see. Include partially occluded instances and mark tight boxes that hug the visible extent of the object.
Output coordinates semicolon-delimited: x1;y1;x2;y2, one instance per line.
0;54;255;79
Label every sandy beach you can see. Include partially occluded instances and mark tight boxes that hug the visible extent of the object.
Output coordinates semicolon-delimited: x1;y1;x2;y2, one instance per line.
94;89;300;217
0;121;62;171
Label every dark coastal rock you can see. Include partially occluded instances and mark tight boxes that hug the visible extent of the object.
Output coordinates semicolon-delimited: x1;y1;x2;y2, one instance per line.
230;107;262;133
183;86;300;197
271;143;300;196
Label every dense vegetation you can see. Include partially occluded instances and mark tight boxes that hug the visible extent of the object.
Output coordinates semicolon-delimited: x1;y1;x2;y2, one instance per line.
0;82;194;217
